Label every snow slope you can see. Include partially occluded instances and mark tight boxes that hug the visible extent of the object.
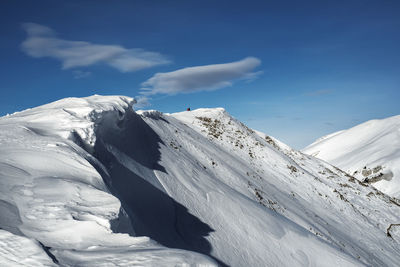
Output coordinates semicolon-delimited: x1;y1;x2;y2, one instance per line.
0;96;215;266
303;115;400;198
0;95;400;266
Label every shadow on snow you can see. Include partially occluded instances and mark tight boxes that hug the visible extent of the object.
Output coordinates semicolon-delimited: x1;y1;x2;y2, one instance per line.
89;109;227;266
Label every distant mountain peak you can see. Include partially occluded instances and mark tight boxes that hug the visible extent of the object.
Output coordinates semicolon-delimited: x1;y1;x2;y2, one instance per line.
303;114;400;198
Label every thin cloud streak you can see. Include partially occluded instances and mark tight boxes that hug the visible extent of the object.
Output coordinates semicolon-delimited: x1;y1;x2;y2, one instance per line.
21;23;170;72
305;89;332;97
72;70;91;79
140;57;262;95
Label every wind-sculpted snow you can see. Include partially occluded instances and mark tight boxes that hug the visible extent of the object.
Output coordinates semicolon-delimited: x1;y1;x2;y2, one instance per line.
0;95;216;266
303;115;400;198
0;95;399;266
0;229;55;266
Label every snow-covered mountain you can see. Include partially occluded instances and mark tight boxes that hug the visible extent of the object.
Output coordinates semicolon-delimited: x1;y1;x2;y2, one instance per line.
1;95;400;266
303;115;400;198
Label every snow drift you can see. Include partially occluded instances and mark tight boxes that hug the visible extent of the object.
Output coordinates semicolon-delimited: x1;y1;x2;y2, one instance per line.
0;95;400;266
0;96;214;266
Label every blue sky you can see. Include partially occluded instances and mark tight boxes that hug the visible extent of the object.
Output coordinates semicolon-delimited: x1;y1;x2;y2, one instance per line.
1;0;399;149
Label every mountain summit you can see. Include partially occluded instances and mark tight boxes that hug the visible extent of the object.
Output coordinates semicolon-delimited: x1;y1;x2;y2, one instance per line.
1;95;399;266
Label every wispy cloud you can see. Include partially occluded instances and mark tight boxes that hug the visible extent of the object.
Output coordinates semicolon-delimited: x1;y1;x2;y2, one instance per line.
133;96;151;108
305;89;332;97
72;70;91;79
21;23;170;72
140;57;262;95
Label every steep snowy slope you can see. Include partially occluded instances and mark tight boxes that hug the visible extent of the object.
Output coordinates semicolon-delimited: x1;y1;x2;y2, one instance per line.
1;95;400;266
168;109;400;266
0;96;215;266
303;115;400;198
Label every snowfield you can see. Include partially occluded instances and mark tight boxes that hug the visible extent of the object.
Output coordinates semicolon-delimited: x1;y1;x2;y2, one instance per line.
303;115;400;198
0;95;399;266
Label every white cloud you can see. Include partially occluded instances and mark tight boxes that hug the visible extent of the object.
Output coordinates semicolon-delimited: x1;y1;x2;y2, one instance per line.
133;96;151;108
140;57;262;95
72;70;91;79
21;23;170;72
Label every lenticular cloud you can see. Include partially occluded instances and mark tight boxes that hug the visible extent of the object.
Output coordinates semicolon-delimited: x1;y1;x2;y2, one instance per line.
21;23;170;72
140;57;262;95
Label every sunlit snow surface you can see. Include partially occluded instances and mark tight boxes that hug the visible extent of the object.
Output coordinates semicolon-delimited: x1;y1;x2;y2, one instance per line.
303;115;400;198
0;96;215;266
0;95;399;266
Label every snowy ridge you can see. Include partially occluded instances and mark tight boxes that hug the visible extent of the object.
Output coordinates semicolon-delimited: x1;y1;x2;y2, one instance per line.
2;95;135;150
0;95;215;266
303;115;400;198
0;95;400;266
169;108;400;266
